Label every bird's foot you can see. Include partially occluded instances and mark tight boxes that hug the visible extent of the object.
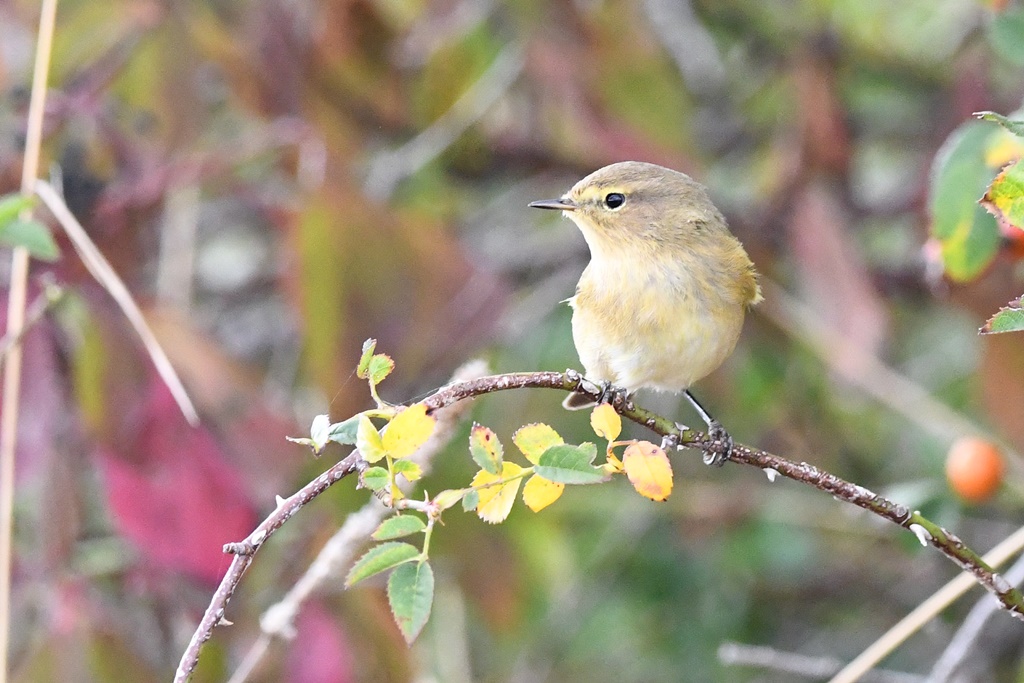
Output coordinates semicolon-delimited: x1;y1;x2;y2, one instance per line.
701;421;733;467
563;374;629;410
595;380;628;406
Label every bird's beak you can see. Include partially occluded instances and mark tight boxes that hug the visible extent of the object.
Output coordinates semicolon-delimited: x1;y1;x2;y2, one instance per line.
529;197;576;212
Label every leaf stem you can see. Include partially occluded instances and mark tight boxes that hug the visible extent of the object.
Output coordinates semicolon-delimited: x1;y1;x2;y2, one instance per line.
421;518;435;559
470;468;534;492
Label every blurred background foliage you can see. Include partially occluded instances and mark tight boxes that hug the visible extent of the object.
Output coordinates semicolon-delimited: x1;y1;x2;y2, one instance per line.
2;0;1024;680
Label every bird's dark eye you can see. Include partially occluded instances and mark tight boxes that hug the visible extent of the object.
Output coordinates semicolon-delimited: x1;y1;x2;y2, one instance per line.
604;192;625;209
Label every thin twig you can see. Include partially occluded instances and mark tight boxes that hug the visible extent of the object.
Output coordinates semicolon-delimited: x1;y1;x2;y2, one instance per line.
0;280;63;365
224;503;387;683
828;524;1024;683
0;1;59;680
363;41;525;201
719;642;924;683
642;0;727;97
929;546;1024;681
177;371;1024;681
33;179;199;425
759;279;1021;461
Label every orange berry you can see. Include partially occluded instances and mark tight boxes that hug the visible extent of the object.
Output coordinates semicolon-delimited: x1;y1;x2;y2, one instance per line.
946;437;1005;503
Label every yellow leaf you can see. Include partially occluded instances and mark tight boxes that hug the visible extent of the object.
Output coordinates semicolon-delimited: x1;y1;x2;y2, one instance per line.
985;130;1024;168
357;415;387;463
383;404;436;458
622;441;673;502
522;474;564;512
590;404;621;441
512;423;563;465
471;461;525;524
602;451;623;474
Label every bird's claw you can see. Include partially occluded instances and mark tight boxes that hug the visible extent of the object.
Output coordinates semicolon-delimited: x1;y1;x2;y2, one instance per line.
661;433;678;452
596;380;628;406
701;421;733;467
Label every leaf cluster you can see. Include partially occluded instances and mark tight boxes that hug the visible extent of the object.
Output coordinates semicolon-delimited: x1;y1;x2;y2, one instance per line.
291;343;677;643
930;111;1024;333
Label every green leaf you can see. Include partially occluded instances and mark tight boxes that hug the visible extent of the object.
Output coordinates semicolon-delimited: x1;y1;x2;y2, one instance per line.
535;443;606;485
346;542;419;587
357;339;377;379
387;560;434;644
469;424;503;474
433;488;466;511
975;110;1024;138
988;9;1024;66
0;219;59;261
392;459;422;482
981;296;1024;334
929;122;1001;281
362;466;389;491
357;415;387;463
367;354;395;385
327;415;360;446
0;193;35;226
462;489;480;511
373;515;426;540
981;160;1024;230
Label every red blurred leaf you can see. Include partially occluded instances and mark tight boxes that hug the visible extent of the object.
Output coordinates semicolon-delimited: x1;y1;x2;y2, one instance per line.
144;307;301;500
97;384;255;584
287;601;355;683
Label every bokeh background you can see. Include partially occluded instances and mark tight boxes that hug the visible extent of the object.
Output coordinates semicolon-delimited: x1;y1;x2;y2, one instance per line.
2;0;1024;680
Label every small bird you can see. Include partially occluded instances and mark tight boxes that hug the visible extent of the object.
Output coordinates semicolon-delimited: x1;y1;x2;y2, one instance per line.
530;161;762;464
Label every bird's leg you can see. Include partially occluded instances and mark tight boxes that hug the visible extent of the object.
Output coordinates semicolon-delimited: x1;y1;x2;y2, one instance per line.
684;390;733;467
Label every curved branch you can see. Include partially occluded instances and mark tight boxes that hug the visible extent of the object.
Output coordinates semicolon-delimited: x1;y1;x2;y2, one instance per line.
175;369;1024;682
421;370;1024;621
173;453;364;683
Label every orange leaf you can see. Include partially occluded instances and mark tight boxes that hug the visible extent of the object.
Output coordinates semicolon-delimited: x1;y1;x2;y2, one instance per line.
622;441;673;502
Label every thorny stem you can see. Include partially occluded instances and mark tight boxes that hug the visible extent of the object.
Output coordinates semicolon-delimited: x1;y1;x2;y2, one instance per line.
173;453;365;683
177;370;1024;682
420;370;1024;621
